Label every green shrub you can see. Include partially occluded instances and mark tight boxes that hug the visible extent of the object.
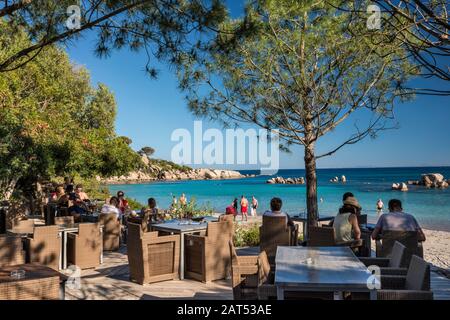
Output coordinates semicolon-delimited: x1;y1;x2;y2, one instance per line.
233;223;260;247
126;198;145;210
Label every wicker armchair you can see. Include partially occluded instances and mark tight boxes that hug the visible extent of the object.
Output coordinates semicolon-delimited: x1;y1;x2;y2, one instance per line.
0;235;25;267
260;216;298;263
67;223;102;270
12;219;35;234
25;225;61;270
375;230;423;267
377;255;432;300
127;213;151;233
219;214;234;223
185;220;234;283
99;213;121;251
308;226;363;248
359;241;408;276
127;222;180;284
54;216;74;226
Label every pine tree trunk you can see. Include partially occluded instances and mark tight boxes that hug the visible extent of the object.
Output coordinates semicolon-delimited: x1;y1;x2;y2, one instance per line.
304;142;318;232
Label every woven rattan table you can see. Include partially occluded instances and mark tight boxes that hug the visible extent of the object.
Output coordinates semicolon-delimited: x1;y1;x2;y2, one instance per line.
0;264;66;300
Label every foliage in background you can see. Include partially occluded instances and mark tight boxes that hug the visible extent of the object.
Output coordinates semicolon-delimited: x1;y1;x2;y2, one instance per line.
233;223;260;247
148;158;192;173
126;197;145;211
0;20;140;200
170;197;214;219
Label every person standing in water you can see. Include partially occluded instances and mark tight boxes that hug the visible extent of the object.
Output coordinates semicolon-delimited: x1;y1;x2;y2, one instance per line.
179;193;187;206
251;196;258;217
376;199;384;214
240;195;249;221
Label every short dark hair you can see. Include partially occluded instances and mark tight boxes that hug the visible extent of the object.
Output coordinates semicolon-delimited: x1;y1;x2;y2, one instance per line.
110;196;119;206
270;197;283;211
65;184;74;193
388;199;402;211
148;197;156;208
117;190;124;197
75;184;83;189
343;192;354;201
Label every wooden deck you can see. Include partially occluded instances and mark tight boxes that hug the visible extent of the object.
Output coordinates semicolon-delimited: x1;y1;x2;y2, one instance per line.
64;246;450;300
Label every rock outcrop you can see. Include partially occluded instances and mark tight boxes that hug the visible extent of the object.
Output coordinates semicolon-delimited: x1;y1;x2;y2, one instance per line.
392;182;408;191
101;155;247;184
266;176;305;184
400;173;448;190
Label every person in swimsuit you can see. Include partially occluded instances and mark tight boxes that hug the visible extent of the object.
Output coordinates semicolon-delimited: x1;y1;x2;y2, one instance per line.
251;196;258;217
240;195;249;221
376;199;384;214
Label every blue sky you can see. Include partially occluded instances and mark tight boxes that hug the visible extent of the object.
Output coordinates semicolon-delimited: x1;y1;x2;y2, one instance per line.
65;1;450;169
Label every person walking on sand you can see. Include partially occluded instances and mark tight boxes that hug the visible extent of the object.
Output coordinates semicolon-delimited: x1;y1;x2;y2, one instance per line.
251;196;258;217
240;195;249;221
376;199;384;214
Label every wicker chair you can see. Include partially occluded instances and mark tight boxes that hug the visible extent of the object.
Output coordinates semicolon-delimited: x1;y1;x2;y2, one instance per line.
375;230;423;267
67;223;102;270
25;225;61;270
127;213;151;233
260;216;298;263
357;214;368;225
377;255;433;300
219;214;234;223
308;226;363;248
230;240;261;299
99;213;121;251
54;216;74;226
359;241;408;276
12;219;35;234
127;222;180;284
185;220;234;283
0;235;25;267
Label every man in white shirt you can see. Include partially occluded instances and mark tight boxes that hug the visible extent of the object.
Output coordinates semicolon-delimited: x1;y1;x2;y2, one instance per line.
263;197;295;228
101;196;121;220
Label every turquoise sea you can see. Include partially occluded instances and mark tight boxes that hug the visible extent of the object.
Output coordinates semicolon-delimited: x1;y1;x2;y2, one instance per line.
109;167;450;231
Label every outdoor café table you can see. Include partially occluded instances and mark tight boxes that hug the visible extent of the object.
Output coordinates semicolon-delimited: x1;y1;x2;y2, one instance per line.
0;263;67;300
275;246;378;300
150;216;218;280
7;223;104;270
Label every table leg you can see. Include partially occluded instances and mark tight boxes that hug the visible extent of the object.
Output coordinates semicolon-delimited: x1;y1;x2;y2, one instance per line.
277;287;284;300
63;231;67;270
180;232;185;280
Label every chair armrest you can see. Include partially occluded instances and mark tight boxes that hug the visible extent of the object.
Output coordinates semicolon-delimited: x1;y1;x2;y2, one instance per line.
380;267;408;276
233;264;258;275
377;290;433;300
237;255;259;266
336;239;363;248
143;234;180;245
380;275;407;289
359;257;390;267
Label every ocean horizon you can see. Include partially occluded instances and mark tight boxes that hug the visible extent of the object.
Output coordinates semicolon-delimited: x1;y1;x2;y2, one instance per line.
109;166;450;231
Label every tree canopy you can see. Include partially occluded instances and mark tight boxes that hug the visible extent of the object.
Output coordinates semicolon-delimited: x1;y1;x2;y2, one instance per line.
177;0;418;225
0;19;140;199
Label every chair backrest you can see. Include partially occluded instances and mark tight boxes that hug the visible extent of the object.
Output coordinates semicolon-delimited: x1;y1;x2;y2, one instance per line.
380;230;421;266
0;236;25;267
127;222;143;244
99;213;119;233
405;255;430;291
13;219;35;234
206;221;233;241
357;214;368;225
78;223;101;239
388;241;407;268
33;225;60;238
55;216;74;226
260;216;290;258
229;240;239;266
308;226;335;246
219;214;234;223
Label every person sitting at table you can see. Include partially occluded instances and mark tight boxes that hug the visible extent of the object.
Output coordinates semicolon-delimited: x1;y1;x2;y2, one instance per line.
333;196;362;244
371;199;426;242
54;185;69;206
117;190;130;214
101;196;121;220
68;196;88;222
141;197;161;222
75;184;89;201
263;197;295;229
